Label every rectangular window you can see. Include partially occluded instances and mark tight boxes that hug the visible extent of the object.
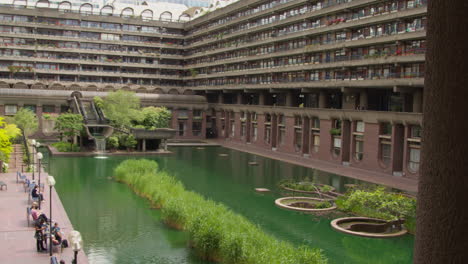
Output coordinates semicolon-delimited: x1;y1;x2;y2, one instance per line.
381;142;392;165
409;147;420;172
192;122;202;136
313;135;320;152
356;121;365;132
42;105;55;113
23;105;36;113
252;124;258;141
333;137;342;156
355;136;364;160
5;105;17;115
381;122;392;135
294;129;302;152
231;121;235;137
265;126;271;144
410;125;422;138
312;117;320;129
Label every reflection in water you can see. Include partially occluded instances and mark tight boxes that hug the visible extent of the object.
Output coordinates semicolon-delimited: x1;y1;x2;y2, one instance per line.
45;147;413;264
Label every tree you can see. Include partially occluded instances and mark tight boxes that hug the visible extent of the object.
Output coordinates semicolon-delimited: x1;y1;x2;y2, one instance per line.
54;113;83;149
0;117;20;164
101;90;141;129
139;107;172;129
12;108;38;137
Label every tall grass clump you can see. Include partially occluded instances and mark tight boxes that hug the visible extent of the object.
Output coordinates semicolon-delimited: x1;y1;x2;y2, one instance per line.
114;159;327;264
336;187;416;233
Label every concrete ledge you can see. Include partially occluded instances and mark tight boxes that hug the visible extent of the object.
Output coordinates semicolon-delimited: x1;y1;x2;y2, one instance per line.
275;197;337;213
330;217;408;238
47;145;172;157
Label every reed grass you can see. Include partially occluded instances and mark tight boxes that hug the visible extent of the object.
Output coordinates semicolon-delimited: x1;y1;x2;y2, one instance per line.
114;159;327;264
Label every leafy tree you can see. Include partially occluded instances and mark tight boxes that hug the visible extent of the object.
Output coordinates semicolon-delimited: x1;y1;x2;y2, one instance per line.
101;90;141;129
118;134;137;150
138;107;172;129
12;108;38;136
54;113;83;149
93;96;104;109
106;136;119;151
0;117;20;163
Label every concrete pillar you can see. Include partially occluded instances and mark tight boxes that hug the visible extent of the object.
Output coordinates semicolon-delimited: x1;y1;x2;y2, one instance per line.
415;1;468;262
142;139;146;152
258;92;266;105
271;114;278;148
285;92;293;107
413;90;423;113
236;93;243;105
218;93;224;104
318;91;327;108
341;120;351;163
359;90;368;110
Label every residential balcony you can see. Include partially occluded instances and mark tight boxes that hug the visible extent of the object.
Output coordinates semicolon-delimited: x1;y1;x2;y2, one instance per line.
210;103;422;125
0;67;183;80
190;74;425;90
186;5;427;49
0;32;185;50
185;29;426;60
185;54;425;79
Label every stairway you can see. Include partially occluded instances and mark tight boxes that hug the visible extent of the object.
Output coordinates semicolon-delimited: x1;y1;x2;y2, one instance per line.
8;144;25;172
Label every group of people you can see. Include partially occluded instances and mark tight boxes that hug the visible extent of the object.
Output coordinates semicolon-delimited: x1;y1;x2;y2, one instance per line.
31;202;68;253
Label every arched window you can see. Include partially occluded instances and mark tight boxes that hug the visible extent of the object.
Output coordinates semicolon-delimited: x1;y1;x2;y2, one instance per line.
12;0;27;7
141;9;153;20
79;3;93;15
100;5;113;16
121;7;134;18
160;11;172;21
35;0;49;8
58;1;71;12
178;14;191;22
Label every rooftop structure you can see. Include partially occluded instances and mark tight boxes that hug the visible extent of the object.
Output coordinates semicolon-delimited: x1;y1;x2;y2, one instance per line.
0;0;427;181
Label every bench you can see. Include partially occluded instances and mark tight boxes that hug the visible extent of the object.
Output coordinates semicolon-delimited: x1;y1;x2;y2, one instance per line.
348;219;405;233
0;181;6;190
17;171;27;184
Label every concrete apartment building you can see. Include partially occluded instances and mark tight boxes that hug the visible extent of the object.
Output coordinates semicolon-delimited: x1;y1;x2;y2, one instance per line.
0;0;426;179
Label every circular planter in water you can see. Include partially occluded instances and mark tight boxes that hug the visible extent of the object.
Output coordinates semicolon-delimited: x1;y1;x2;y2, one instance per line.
275;197;337;213
331;217;408;238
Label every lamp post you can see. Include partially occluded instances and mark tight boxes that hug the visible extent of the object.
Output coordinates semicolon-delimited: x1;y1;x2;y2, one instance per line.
31;139;36;180
37;152;43;209
68;230;83;264
46;175;55;256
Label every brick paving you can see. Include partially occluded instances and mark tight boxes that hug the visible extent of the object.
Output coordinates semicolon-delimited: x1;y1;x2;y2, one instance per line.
209;139;418;193
0;148;88;264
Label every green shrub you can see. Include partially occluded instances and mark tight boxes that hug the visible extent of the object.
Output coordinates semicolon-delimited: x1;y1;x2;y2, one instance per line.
115;159;327;264
51;141;80;152
106;136;119;150
314;201;333;209
335;187;416;233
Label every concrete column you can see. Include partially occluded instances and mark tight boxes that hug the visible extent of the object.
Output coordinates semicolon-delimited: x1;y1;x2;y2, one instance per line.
54;105;61;114
391;124;405;173
285;92;293;107
271;114;278;148
341;120;351;163
218;93;224;104
415;1;468;262
236;93;243;105
318;91;327;108
413;90;423;113
258;92;266;105
301;116;310;155
359;90;368;110
142;139;146;152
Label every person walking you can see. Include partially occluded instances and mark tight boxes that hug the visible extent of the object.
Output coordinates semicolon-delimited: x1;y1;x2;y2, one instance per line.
34;218;46;252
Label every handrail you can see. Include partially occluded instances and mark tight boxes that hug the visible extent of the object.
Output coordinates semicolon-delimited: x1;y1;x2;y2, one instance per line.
21;131;30;166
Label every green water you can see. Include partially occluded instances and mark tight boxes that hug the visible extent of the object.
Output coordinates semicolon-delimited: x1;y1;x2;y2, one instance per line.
45;147;414;264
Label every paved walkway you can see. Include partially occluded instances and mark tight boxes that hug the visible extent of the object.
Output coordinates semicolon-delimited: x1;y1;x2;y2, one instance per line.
0;171;88;264
208;139;418;193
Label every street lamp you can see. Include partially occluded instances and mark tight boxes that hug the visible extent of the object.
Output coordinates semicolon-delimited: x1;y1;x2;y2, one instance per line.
46;175;55;256
37;152;43;209
31;139;36;180
68;230;83;264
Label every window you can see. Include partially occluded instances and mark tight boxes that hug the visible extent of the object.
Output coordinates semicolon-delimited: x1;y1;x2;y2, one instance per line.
408;146;420;172
354;135;364;161
230;120;235;137
381;122;392;135
23;105;36;113
42;105;55;113
294;128;302;152
410;125;422;138
252;124;258;141
312;117;320;129
5;105;17;115
265;126;271;144
313;135;320;152
193;110;202;119
380;141;392;166
241;123;246;138
333;137;341;156
278;127;286;145
178;122;186;136
356;121;365;132
192;122;202;136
